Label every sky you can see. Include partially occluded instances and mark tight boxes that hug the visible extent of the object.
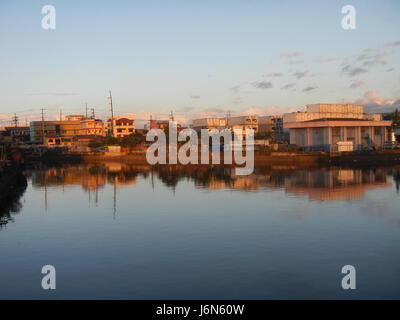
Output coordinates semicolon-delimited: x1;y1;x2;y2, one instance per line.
0;0;400;128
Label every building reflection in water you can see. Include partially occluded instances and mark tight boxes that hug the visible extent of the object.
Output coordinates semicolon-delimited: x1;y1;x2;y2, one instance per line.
28;164;400;212
1;164;397;231
284;168;392;201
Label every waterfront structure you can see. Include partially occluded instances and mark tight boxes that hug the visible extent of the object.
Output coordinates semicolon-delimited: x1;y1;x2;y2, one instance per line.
107;116;135;138
283;104;392;151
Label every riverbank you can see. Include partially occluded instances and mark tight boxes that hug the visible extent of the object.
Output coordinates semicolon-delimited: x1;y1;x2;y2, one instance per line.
0;162;27;221
79;150;400;167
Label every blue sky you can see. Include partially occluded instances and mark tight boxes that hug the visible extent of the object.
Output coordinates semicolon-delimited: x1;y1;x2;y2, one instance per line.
0;0;399;127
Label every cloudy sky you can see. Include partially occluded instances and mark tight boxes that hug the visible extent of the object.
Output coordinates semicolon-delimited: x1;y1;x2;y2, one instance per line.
0;0;400;128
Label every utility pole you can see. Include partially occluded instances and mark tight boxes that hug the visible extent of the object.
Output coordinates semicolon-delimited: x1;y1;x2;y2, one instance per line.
59;109;62;121
85;103;88;119
41;108;45;144
149;114;152;130
109;90;114;137
12;113;18;127
91;108;96;137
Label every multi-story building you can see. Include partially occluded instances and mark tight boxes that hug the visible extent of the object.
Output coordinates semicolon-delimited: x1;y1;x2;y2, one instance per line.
258;116;287;141
192;116;258;135
3;126;30;142
30;118;82;144
149;119;182;132
192;118;227;132
226;115;258;135
80;118;105;136
107;116;135;138
283;104;392;151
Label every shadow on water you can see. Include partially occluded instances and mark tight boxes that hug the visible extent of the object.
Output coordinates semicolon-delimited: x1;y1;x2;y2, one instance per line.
0;168;27;230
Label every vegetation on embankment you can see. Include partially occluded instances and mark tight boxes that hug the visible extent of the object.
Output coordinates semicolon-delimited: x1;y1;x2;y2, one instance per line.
0;164;27;218
81;149;400;167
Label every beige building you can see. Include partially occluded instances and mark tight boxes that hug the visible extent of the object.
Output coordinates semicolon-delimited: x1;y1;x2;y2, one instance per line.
192;118;227;132
258;116;286;141
30;119;81;143
107;116;135;138
283;104;391;151
80;118;105;136
227;116;258;135
192;116;258;135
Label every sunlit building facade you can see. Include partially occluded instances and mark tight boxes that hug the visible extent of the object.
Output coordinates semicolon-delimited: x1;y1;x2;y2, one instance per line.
283;104;392;151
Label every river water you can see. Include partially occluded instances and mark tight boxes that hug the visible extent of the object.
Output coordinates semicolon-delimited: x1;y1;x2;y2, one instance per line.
1;163;400;299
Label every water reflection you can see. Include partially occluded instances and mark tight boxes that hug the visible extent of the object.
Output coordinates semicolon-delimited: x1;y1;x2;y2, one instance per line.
28;163;400;202
284;168;392;201
2;163;400;299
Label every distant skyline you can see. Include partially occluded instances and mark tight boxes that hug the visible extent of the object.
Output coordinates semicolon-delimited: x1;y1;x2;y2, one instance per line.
1;0;400;128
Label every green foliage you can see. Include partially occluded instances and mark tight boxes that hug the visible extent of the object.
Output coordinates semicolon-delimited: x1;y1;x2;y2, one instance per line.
391;109;400;130
121;132;146;147
88;132;146;149
88;136;119;148
255;131;273;140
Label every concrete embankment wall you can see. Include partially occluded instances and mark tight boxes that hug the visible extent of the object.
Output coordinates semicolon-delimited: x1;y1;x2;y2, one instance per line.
81;151;330;166
80;150;400;167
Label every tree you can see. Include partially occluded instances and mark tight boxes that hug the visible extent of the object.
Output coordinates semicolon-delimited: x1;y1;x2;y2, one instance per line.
391;109;400;131
255;131;273;141
121;132;146;148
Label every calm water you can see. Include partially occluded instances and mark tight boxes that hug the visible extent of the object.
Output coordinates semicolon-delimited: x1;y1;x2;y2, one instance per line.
1;163;400;299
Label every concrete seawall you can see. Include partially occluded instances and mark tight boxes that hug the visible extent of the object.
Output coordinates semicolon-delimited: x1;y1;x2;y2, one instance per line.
79;150;400;167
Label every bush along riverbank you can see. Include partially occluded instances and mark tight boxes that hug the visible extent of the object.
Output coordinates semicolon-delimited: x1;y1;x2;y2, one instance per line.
0;161;27;227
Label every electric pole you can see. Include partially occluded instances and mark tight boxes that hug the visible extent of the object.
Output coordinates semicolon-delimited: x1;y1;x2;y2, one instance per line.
60;109;62;121
41;108;45;144
109;90;114;137
12;113;19;127
86;103;88;119
149;114;152;130
91;108;96;137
